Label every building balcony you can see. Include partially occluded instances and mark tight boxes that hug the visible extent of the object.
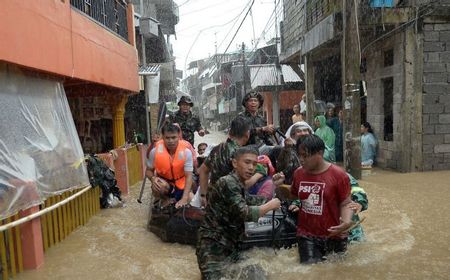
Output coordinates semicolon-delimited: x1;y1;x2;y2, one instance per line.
305;0;341;31
0;0;139;93
70;0;129;41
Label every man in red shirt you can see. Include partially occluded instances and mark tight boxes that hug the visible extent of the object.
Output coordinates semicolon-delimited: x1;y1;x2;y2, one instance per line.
289;134;353;264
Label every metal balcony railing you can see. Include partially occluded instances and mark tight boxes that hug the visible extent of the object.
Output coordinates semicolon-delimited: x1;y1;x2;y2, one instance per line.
70;0;129;41
305;0;341;31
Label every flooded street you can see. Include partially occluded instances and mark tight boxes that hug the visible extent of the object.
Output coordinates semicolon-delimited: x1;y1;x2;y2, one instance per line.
16;132;450;280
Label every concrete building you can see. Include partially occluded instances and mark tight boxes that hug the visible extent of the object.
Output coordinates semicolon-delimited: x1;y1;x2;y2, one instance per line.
280;0;450;172
0;0;139;152
131;0;179;140
0;0;140;273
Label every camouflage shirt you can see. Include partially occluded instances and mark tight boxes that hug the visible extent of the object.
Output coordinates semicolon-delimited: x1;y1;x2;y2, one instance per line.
236;110;274;146
199;172;265;243
169;110;202;146
204;138;240;186
196;173;266;278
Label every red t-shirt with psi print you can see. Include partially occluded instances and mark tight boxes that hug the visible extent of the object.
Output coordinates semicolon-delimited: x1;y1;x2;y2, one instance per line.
291;164;350;238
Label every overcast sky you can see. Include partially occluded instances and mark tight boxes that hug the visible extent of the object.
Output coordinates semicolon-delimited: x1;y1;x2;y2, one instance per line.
173;0;282;75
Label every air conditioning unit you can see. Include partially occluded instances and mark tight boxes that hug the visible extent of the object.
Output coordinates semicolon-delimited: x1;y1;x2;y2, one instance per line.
140;17;159;39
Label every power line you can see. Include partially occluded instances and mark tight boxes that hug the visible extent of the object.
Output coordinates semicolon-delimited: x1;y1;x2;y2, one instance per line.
177;3;250;33
180;1;228;17
220;0;256;62
177;0;198;7
183;3;253;73
216;1;254;51
184;0;282;81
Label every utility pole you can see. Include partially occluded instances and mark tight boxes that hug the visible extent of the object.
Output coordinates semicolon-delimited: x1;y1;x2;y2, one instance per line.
242;42;247;96
140;0;151;145
341;0;361;179
272;0;282;128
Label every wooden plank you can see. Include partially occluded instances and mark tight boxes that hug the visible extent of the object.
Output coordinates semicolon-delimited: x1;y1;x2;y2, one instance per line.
51;196;60;243
41;206;49;252
58;195;65;241
71;191;77;230
14;214;23;273
46;199;55;248
62;193;68;237
6;218;16;277
0;228;8;280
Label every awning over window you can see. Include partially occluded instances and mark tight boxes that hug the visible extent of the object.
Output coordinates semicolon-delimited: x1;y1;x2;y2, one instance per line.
138;64;161;76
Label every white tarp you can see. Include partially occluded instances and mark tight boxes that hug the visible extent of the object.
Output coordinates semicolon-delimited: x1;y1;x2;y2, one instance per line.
0;67;89;219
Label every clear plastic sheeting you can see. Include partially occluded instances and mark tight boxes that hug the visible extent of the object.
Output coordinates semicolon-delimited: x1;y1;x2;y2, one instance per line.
0;67;90;219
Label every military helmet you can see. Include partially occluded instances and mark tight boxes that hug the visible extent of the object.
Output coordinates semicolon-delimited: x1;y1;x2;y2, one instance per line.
178;95;194;106
242;91;264;108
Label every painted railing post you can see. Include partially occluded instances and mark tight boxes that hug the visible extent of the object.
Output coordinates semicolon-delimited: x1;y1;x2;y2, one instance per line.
19;206;44;270
114;148;130;196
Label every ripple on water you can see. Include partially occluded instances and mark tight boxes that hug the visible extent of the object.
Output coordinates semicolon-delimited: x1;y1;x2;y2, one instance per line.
228;192;416;278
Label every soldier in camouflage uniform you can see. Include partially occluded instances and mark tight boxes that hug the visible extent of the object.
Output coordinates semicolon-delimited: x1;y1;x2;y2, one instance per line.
169;96;205;146
198;117;250;195
196;147;281;280
235;91;275;146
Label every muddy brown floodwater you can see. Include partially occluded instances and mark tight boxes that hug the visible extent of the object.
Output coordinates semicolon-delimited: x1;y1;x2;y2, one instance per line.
16;166;450;279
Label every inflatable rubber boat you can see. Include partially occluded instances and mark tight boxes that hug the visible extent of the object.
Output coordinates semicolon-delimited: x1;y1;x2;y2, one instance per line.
148;202;298;249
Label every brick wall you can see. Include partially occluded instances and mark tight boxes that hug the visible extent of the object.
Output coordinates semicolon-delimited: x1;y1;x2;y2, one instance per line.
422;23;450;171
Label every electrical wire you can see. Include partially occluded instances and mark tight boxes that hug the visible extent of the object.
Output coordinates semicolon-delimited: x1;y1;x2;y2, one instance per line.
183;0;283;86
183;2;253;72
177;2;251;33
220;0;256;60
361;3;436;54
180;2;229;17
217;1;254;51
186;0;281;69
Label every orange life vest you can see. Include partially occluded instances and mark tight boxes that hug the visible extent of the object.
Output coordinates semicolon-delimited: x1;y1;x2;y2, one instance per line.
153;140;187;190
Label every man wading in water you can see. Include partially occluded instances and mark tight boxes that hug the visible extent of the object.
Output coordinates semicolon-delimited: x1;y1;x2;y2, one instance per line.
290;135;353;263
196;147;281;280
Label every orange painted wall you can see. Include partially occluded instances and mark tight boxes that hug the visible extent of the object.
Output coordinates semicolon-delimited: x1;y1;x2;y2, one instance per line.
0;0;139;92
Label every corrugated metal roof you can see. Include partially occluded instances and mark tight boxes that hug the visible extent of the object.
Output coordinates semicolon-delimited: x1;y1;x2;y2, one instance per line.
281;65;302;82
249;64;278;88
138;64;160;75
249;64;302;89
